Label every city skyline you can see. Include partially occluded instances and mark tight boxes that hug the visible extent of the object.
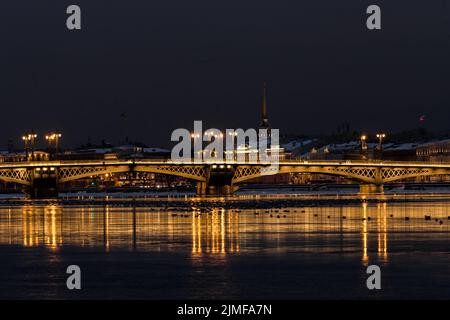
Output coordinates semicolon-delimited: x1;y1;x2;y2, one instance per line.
0;119;446;151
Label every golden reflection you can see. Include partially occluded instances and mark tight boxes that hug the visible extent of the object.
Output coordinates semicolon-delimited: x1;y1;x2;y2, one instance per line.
228;210;239;253
221;209;225;254
209;209;220;254
23;206;39;247
20;205;63;248
382;203;388;258
103;205;110;251
376;203;388;258
377;204;381;255
192;211;202;254
7;208;11;245
362;202;368;263
191;208;240;255
44;205;62;249
0;199;448;258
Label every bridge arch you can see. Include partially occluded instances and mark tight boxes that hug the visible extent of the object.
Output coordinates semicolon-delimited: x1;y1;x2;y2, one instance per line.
133;165;208;182
57;164;208;183
232;165;379;184
0;168;32;186
379;167;450;183
232;165;450;185
57;165;130;183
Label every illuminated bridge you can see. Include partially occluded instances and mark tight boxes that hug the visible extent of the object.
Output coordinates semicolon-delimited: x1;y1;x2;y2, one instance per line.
1;159;450;197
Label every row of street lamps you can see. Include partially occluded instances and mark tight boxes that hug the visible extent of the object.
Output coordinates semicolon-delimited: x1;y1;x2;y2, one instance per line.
22;131;62;160
360;132;387;151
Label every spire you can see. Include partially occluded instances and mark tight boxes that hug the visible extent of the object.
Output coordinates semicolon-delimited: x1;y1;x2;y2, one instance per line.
260;81;270;128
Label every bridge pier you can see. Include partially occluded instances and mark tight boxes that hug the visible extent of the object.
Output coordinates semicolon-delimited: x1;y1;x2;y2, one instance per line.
359;183;384;194
196;165;237;196
25;168;59;199
27;177;58;199
196;182;207;195
196;182;240;195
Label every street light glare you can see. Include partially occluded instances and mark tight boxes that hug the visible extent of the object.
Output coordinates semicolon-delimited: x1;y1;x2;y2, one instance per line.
22;133;37;141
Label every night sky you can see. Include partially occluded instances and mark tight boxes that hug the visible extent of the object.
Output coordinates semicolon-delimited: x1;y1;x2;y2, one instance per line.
1;0;449;148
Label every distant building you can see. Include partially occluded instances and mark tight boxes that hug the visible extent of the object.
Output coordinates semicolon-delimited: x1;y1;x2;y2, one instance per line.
113;144;170;159
114;144;143;155
259;82;271;131
414;139;450;181
382;143;418;161
304;141;421;162
245;82;289;184
417;139;450;162
0;151;25;162
57;144;171;161
306;141;366;160
0;151;50;162
58;148;117;160
29;151;50;161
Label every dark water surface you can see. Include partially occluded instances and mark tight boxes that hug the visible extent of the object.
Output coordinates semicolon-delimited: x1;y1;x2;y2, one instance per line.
0;194;449;299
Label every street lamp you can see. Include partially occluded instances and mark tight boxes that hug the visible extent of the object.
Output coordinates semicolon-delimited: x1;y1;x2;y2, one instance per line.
360;134;367;151
22;135;29;160
45;132;62;155
376;133;386;150
22;132;37;161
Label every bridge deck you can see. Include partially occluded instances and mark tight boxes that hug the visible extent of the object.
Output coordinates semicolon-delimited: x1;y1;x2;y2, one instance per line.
1;159;450;169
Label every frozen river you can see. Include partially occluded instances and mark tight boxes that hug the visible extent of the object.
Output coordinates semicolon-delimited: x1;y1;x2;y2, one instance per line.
0;192;449;299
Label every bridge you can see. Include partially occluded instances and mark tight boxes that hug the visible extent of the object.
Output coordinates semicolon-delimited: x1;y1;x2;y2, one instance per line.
1;159;450;197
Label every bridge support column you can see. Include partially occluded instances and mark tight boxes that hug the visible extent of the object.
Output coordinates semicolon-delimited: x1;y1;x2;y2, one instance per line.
196;165;238;196
196;181;239;196
24;168;59;199
196;182;207;195
27;178;58;199
208;184;234;195
359;183;384;194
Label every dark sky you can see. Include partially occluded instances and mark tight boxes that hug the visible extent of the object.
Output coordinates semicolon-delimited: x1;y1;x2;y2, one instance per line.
1;0;449;148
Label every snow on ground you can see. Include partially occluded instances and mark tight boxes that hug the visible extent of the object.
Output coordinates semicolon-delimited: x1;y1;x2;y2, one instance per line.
282;139;314;151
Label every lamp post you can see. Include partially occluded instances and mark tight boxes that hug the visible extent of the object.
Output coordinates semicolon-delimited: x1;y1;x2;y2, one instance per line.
22;132;37;161
22;135;29;160
30;132;37;161
45;132;62;156
360;134;367;151
376;133;386;151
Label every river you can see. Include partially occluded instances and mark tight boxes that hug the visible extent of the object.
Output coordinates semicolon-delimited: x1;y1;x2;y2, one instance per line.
0;191;449;299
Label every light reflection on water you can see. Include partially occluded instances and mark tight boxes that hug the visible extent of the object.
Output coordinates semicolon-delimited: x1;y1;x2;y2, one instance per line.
1;198;449;265
2;194;450;299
